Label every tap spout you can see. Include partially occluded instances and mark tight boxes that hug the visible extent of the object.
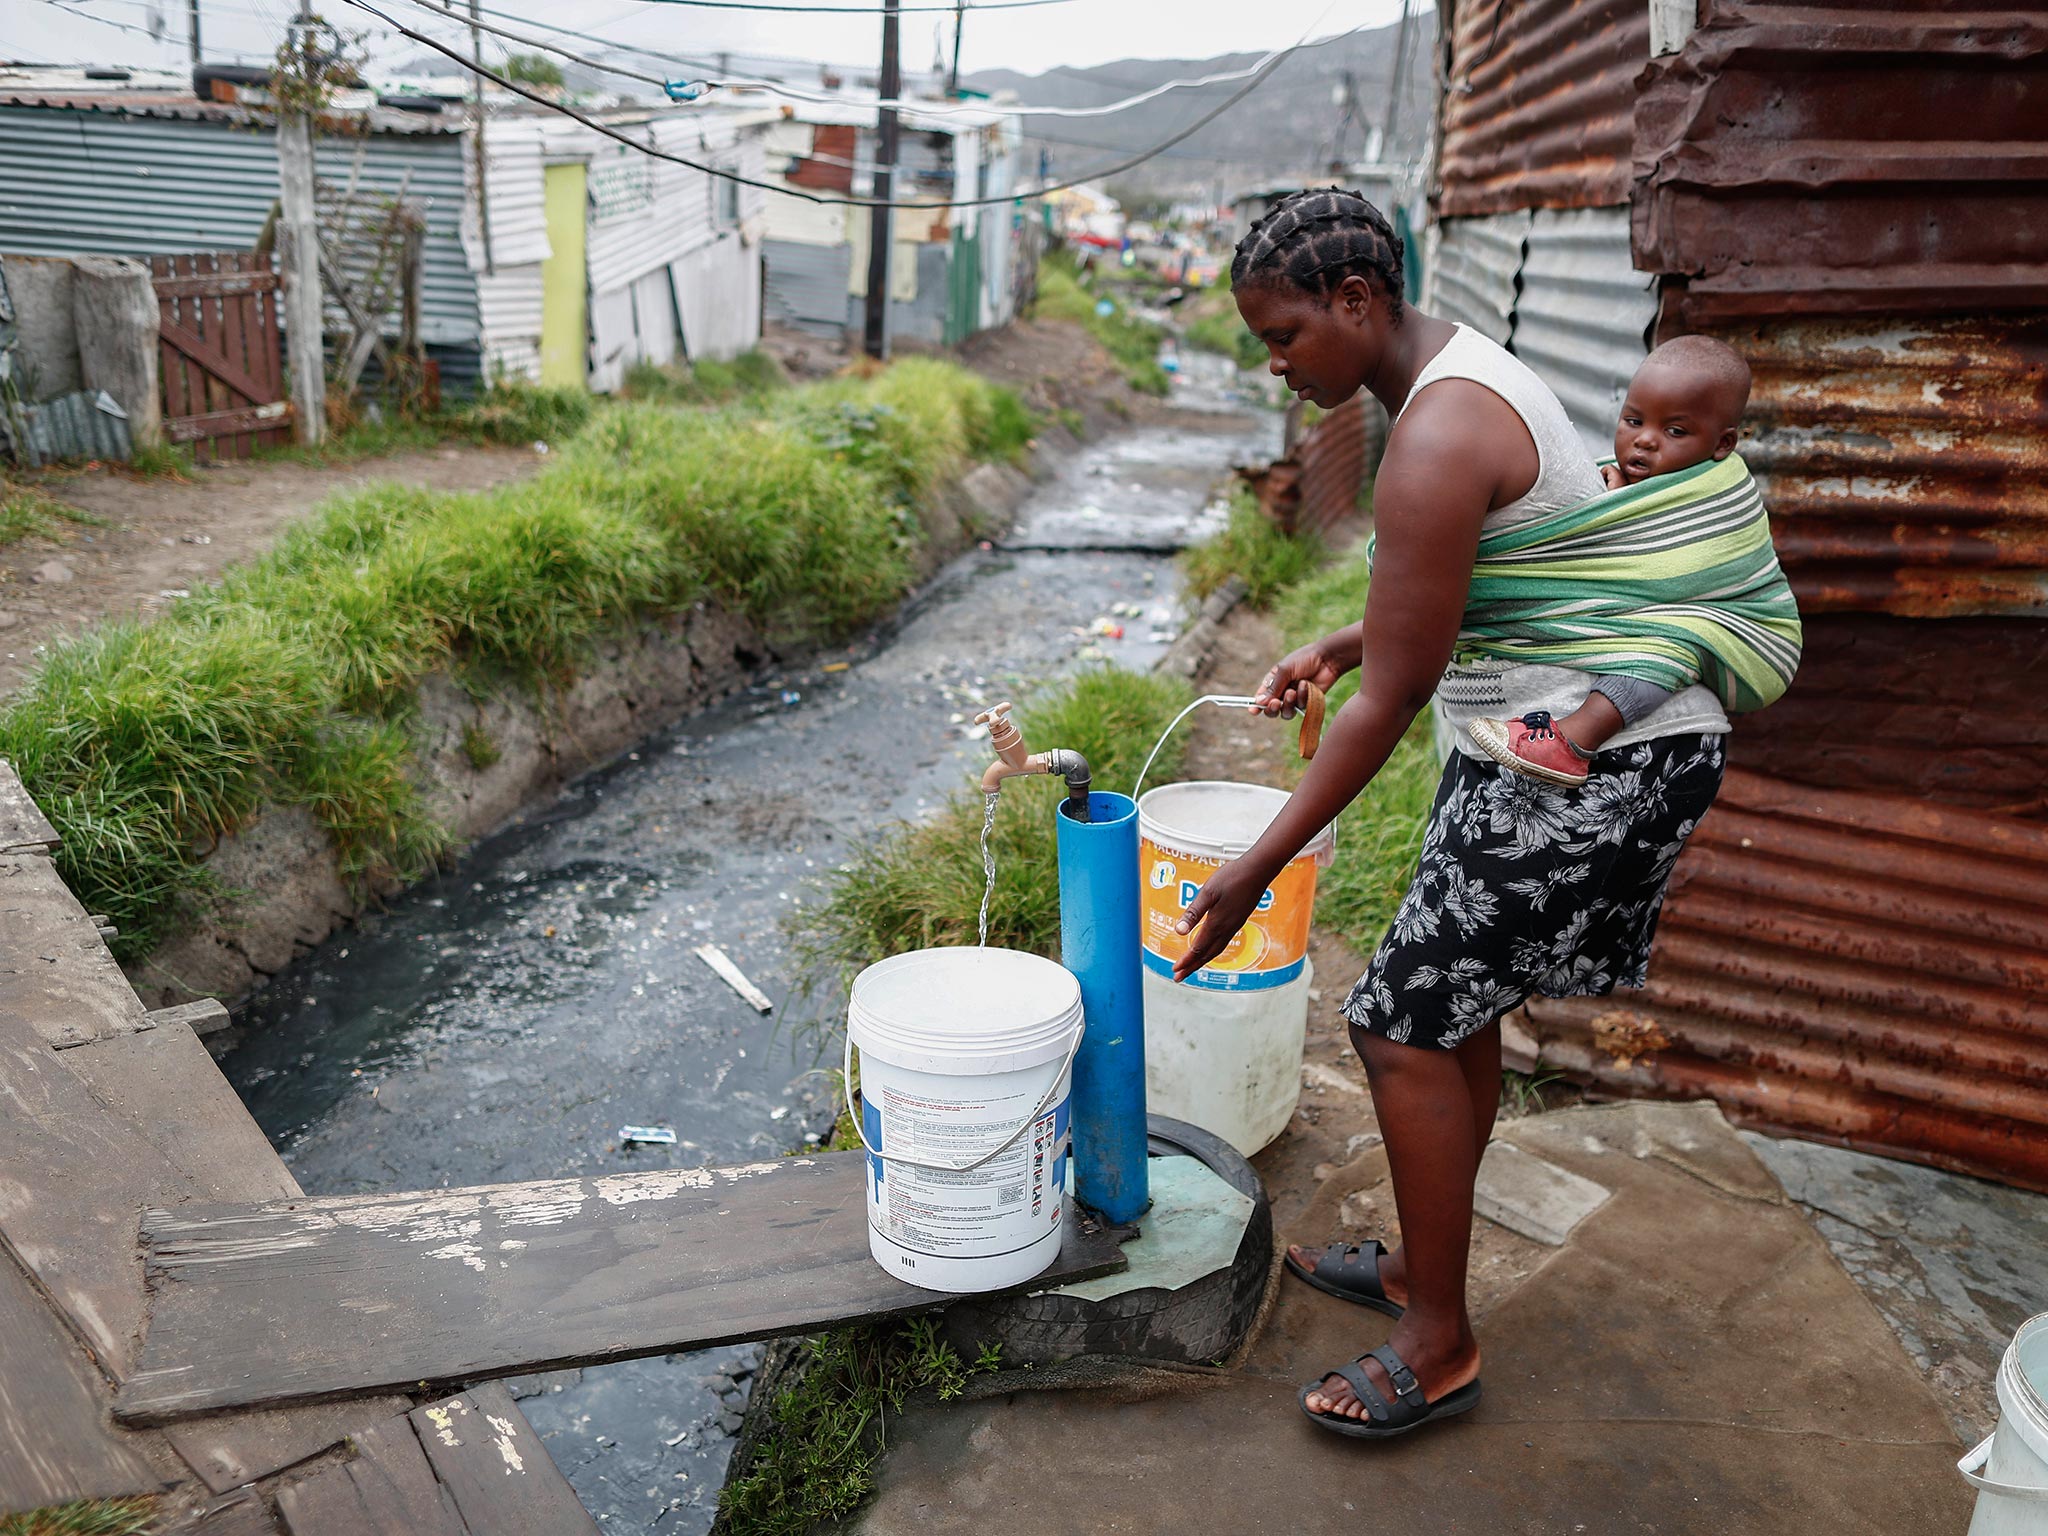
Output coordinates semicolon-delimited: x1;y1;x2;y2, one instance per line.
974;702;1093;821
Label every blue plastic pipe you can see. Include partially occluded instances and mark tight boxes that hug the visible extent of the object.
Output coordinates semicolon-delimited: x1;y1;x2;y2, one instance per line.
1055;790;1149;1224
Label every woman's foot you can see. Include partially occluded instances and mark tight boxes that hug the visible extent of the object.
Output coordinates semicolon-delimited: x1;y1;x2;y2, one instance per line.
1304;1318;1480;1423
1286;1241;1409;1310
1470;711;1592;788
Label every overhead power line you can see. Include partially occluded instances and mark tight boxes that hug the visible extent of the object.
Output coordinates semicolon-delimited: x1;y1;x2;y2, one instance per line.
339;0;1336;209
587;0;1070;10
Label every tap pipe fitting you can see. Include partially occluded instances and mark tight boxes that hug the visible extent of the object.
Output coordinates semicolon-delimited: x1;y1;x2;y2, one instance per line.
974;703;1093;822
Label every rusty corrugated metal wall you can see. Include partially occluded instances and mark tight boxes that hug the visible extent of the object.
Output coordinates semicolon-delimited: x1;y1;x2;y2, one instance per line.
1434;0;1646;219
1518;770;2048;1192
1426;0;2048;1189
1636;4;2048;325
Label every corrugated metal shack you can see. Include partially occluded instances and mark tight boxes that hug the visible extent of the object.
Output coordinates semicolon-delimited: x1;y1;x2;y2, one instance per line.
470;107;775;391
1423;0;2048;1190
0;73;776;394
754;95;1026;349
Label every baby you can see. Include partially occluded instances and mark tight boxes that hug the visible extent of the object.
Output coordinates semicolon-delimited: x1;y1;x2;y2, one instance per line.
1471;336;1753;786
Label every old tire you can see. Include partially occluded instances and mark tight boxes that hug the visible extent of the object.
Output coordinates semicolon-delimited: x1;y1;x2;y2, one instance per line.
940;1114;1272;1368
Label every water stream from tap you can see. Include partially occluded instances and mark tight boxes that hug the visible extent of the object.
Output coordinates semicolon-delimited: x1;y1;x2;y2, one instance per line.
978;790;1001;948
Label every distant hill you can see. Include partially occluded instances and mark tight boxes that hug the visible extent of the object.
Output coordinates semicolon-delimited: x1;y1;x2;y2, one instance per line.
966;13;1437;203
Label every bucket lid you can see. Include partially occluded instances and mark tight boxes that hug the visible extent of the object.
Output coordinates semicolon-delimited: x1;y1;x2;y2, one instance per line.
1998;1313;2048;1470
1138;780;1335;861
849;947;1083;1077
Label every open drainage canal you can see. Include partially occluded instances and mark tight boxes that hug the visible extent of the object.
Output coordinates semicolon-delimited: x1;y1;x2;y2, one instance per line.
220;368;1278;1529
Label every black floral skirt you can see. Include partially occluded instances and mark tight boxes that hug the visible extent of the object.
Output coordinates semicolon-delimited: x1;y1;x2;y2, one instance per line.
1341;733;1727;1050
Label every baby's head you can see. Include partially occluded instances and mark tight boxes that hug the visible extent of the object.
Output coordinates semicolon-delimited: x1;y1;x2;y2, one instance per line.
1612;335;1752;484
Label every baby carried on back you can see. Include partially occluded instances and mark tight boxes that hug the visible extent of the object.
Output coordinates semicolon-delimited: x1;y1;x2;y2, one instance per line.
1460;336;1804;786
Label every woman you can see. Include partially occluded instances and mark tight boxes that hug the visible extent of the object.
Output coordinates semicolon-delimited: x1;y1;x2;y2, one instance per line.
1172;188;1729;1439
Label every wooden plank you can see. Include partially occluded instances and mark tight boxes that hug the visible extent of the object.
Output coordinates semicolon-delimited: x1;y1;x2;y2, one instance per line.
173;1490;285;1536
160;318;273;416
146;998;233;1039
217;252;255;460
409;1384;598;1536
59;1022;301;1206
0;852;151;1049
0;1246;160;1518
162;400;293;445
0;758;60;853
151;271;283;299
166;1397;410;1497
274;1416;467;1536
119;1152;1128;1421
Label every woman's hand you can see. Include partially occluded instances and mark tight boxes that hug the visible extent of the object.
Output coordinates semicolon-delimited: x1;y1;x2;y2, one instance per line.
1252;631;1355;718
1171;858;1273;983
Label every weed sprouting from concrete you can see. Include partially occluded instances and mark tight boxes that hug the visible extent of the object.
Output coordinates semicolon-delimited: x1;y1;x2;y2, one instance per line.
0;1496;159;1536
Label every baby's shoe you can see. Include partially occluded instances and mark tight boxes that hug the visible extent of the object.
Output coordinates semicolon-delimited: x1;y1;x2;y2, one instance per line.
1469;711;1591;788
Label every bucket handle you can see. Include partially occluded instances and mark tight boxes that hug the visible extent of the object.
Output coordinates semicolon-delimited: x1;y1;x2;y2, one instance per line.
843;1021;1084;1175
1959;1435;2048;1500
1131;694;1259;802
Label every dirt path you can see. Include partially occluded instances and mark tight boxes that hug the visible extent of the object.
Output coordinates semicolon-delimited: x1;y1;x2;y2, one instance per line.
0;442;542;697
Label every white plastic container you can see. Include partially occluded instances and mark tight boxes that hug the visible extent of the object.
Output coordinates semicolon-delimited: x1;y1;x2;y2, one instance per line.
847;947;1084;1294
1143;959;1312;1156
1137;782;1335;992
1964;1312;2048;1535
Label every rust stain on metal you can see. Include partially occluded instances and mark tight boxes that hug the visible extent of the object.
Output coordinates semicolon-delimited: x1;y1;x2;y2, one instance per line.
1519;769;2048;1192
1636;4;2048;322
1241;398;1377;536
1704;314;2048;619
1435;0;1647;219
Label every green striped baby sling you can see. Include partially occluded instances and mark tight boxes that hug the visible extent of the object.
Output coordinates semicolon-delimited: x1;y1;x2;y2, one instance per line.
1449;454;1802;713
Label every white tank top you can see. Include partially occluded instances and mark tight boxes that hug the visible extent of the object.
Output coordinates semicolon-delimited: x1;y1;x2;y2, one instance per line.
1393;325;1732;755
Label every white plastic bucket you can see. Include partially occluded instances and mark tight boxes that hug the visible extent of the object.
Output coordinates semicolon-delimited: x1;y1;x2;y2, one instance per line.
1964;1313;2048;1535
1144;958;1312;1156
847;947;1084;1294
1138;781;1334;992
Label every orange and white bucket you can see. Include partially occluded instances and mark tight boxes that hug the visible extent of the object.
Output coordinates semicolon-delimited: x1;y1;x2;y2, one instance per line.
1137;781;1334;992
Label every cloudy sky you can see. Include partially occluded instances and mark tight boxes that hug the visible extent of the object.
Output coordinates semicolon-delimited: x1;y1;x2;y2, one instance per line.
7;0;1413;88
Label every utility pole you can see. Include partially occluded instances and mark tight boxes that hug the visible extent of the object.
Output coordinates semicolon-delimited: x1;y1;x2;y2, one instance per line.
1381;0;1414;160
187;0;201;65
861;0;900;360
947;0;963;96
468;0;493;274
276;3;326;445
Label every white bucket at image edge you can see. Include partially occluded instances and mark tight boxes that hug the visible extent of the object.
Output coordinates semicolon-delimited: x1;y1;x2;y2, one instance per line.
1137;781;1334;992
848;947;1082;1295
1964;1312;2048;1535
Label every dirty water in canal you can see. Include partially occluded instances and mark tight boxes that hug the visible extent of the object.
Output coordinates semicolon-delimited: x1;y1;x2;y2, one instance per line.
220;360;1280;1529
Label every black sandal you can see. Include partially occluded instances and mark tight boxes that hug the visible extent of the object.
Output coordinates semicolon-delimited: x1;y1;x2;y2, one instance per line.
1298;1343;1483;1440
1284;1239;1406;1318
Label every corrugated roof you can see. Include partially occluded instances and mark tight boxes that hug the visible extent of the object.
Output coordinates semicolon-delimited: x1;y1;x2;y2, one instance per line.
1635;3;2048;323
1517;767;2048;1193
0;88;457;135
1433;0;1647;219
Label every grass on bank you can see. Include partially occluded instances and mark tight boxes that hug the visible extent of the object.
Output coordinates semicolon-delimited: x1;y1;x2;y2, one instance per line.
0;477;101;547
1033;251;1170;397
716;1319;1001;1536
0;357;1033;961
0;1498;157;1536
1182;277;1266;374
1180;487;1326;610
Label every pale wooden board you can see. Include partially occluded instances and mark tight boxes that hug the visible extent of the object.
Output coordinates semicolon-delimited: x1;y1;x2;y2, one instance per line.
274;1416;468;1536
0;852;150;1048
0;1246;160;1518
60;1022;301;1207
120;1153;1127;1421
409;1384;599;1536
0;757;59;852
165;1397;411;1496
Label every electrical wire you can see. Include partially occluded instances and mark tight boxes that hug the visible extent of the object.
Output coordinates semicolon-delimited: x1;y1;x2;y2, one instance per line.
340;0;1326;209
397;0;1366;123
588;0;1071;11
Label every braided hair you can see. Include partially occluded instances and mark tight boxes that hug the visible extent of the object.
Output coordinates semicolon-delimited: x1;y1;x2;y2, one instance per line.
1231;187;1406;321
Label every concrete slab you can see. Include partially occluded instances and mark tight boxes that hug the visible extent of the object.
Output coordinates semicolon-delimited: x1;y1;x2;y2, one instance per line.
1473;1141;1610;1247
1745;1131;2048;1443
854;1101;1974;1534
